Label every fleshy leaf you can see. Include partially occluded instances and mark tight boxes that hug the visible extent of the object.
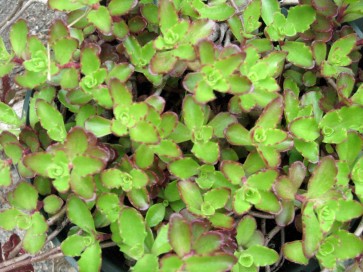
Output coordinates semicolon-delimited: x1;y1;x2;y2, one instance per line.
307;156;337;199
302;201;323;257
169;214;191;257
289;117;320;142
129;121;159;144
168;158;199;179
78;243;102;272
87;6;112;34
132;254;159;272
286;5;316;33
282;42;314;69
67;195;95;232
221;161;245;185
145;203;166;227
236;215;257;246
61;234;92;257
282;240;309;265
11;182;38;211
36;100;66;142
10;20;28;58
178;180;203;213
184;254;236;272
108;0;138;16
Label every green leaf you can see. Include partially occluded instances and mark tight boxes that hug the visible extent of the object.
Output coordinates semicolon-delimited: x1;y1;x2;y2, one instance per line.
178;180;203;213
225;123;252;146
302;201;323;257
67;195;95;232
11;182;38;211
261;0;280;25
194;1;235;21
221;161;245;185
282;42;314;69
184;19;215;45
334;230;363;260
10;20;28;58
289;117;320;142
169;214;191;257
208;112;237;138
247;170;277;191
328;34;356;66
53;38;77;65
184;254;236;272
286;5;316;33
204;188;230;210
96;193;121;223
0;208;22;230
129;121;159;144
78;243;102;272
48;0;84;11
0;161;12;187
159;0;179;33
43;195;63;214
236;215;257;246
192;141;219;164
294;139;319;163
282;241;309;265
274;176;295;200
243;0;262;33
15;71;47;89
72;156;104;177
246;245;279;266
335;199;363;222
118;207;147;246
255;191;281;214
87;6;112;34
209;213;234;229
108;0;137;16
152;224;172;256
255;97;283;129
307;156;337;199
23;231;46;254
132;254;159;272
61;234;92;256
193;233;223;255
36;100;66;142
81;46;100;75
168;158;199;179
85;116;112;137
0;102;22;126
145;203;166;227
160;255;183;272
336;132;362;167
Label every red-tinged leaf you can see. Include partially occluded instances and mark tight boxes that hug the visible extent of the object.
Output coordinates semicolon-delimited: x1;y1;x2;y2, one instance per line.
275;200;295;227
118;207;147;248
160;255;183;272
129;121;160;144
192;141;219;164
78;243;102;272
184;254;236;272
169;158;199;179
81;45;101;76
236;215;257;246
225;123;252;146
87;6;112;34
302;201;323;257
255;97;283;129
193;232;223;255
127;188;150;211
282;240;309;265
307;156;337;199
208;212;234;229
178;180;203;213
72;155;104;176
169;214;191;257
108;0;138;16
67;195;95;232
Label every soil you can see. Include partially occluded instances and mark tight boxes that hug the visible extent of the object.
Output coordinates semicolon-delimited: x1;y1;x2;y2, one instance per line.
0;1;77;271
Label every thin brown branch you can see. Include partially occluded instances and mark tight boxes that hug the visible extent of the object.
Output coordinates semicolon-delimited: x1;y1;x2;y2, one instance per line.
248;211;275;219
7;240;23;260
47;205;67;226
264;226;282;246
46;218;70;244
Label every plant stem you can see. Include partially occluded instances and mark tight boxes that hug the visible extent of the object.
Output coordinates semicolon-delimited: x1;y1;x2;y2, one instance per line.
46;218;70;244
261;219;266;235
354;217;363;237
248;211;275;219
68;7;91;28
47;205;67;226
7;240;23;260
264;226;282;246
272;228;285;272
327;78;338;91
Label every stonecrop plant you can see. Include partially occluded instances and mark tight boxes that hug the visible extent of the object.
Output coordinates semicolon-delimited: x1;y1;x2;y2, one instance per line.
0;0;363;271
